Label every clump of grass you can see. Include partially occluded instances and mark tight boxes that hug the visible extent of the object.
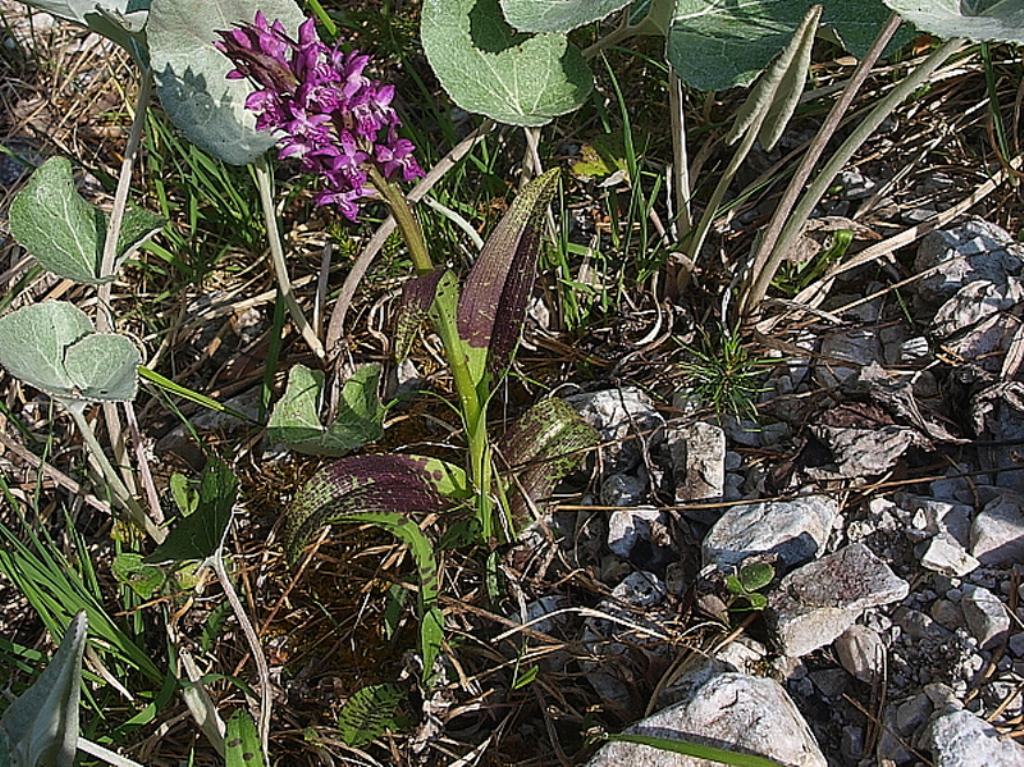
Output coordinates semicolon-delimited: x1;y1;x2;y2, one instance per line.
678;327;772;421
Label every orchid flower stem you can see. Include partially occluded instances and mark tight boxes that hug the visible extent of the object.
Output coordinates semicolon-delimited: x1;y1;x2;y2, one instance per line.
77;737;146;767
368;166;433;274
254;157;326;360
67;406;164;544
211;551;272;766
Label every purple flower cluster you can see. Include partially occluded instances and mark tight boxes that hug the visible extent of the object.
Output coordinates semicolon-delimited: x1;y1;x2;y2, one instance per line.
216;12;423;221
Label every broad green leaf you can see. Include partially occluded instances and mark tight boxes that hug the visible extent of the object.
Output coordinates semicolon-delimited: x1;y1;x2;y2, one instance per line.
0;612;87;767
147;0;305;165
338;684;407;747
738;561;775;592
170;472;199;516
881;0;1024;43
668;0;910;92
113;553;167;599
9;157;163;284
498;397;598;526
0;302;141;403
500;0;631;33
457;169;560;386
421;0;593;126
16;1;149;55
267;364;385;457
225;710;264;767
725;5;820;151
145;460;238;563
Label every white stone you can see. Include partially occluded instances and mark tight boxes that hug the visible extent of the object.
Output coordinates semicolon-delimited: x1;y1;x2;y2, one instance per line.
702;496;838;571
607;506;672;563
567;387;664;473
924;709;1024;766
921;533;980;577
667;421;725;501
971;493;1024;566
585;671;826;767
834;624;885;684
961;586;1010;650
915;218;1024;304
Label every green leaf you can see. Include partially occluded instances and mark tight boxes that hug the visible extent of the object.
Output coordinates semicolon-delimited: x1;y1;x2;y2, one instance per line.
170;472;198;516
395;271;446;362
112;553;167;599
667;0;910;91
145;460;238;563
225;710;264;767
17;1;149;55
0;612;87;767
337;684;407;747
147;0;306;165
267;364;385;457
0;301;140;403
421;0;593;126
605;732;787;767
724;574;745;596
499;0;631;32
744;592;768;610
738;561;775;592
881;0;1024;43
9;157;163;284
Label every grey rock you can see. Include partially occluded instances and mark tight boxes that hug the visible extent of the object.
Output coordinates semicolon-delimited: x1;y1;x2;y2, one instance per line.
667;421;725;502
769;543;910;657
702;495;838;571
915;218;1024;304
567;387;664;473
813;423;924;477
898;495;973;547
924;709;1024;766
585;671;826;767
840;725;864;763
900;335;931;363
932;279;1024;338
971;493;1024;566
904;206;938;224
835;624;885;683
724;451;743;471
920;533;980;577
839;168;877;200
607;506;673;565
931;599;966;630
1008;632;1024;658
809;668;848;698
601;473;647;506
816;329;882;389
961;586;1010;650
896;692;933;734
714;637;767;675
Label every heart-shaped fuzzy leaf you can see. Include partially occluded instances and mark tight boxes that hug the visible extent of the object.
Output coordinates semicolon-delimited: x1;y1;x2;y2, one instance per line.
0;302;140;403
9;157;164;284
18;1;149;55
421;0;593;126
0;612;87;767
225;710;265;767
145;460;238;563
498;397;598;525
457;169;560;385
882;0;1024;43
499;0;631;33
668;0;911;92
147;0;305;165
268;364;385;457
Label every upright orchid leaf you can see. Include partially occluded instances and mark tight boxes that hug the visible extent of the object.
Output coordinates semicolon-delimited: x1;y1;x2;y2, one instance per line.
499;0;632;33
0;302;140;404
284;455;468;683
145;460;238;563
725;5;821;151
395;271;447;362
10;157;163;284
498;397;598;525
147;0;305;165
16;1;149;56
881;0;1024;43
421;0;593;126
225;710;265;767
457;169;560;385
337;684;407;747
268;364;385;457
0;612;87;767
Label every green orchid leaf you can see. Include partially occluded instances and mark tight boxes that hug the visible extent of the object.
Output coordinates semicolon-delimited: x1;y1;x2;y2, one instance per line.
0;612;87;767
457;169;560;385
881;0;1024;43
145;460;238;563
147;0;305;165
738;561;776;592
668;0;911;92
0;301;140;404
9;157;163;284
421;0;593;126
726;5;820;151
497;397;598;526
337;684;408;747
395;270;447;362
267;364;385;457
225;710;264;767
499;0;631;33
112;553;167;599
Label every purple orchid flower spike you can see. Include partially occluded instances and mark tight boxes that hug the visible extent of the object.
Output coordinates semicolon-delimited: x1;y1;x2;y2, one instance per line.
216;13;424;222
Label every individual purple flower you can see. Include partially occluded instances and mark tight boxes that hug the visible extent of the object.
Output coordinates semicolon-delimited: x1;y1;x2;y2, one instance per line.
215;13;423;222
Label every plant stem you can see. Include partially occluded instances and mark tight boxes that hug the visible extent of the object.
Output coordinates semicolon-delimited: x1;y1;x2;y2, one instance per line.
254;157;326;360
742;35;964;318
211;551;272;766
367;166;433;274
67;406;164;543
77;737;146;767
738;12;902;319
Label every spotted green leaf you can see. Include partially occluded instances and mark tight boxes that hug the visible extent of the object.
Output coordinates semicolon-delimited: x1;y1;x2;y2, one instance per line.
499;0;631;32
338;684;407;747
225;710;264;767
268;364;384;457
9;157;163;284
881;0;1024;43
0;302;140;403
147;0;305;165
421;0;593;126
0;612;87;767
395;270;447;362
145;460;238;563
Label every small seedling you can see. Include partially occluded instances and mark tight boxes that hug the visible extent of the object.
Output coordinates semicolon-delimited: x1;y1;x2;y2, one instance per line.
725;562;776;612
